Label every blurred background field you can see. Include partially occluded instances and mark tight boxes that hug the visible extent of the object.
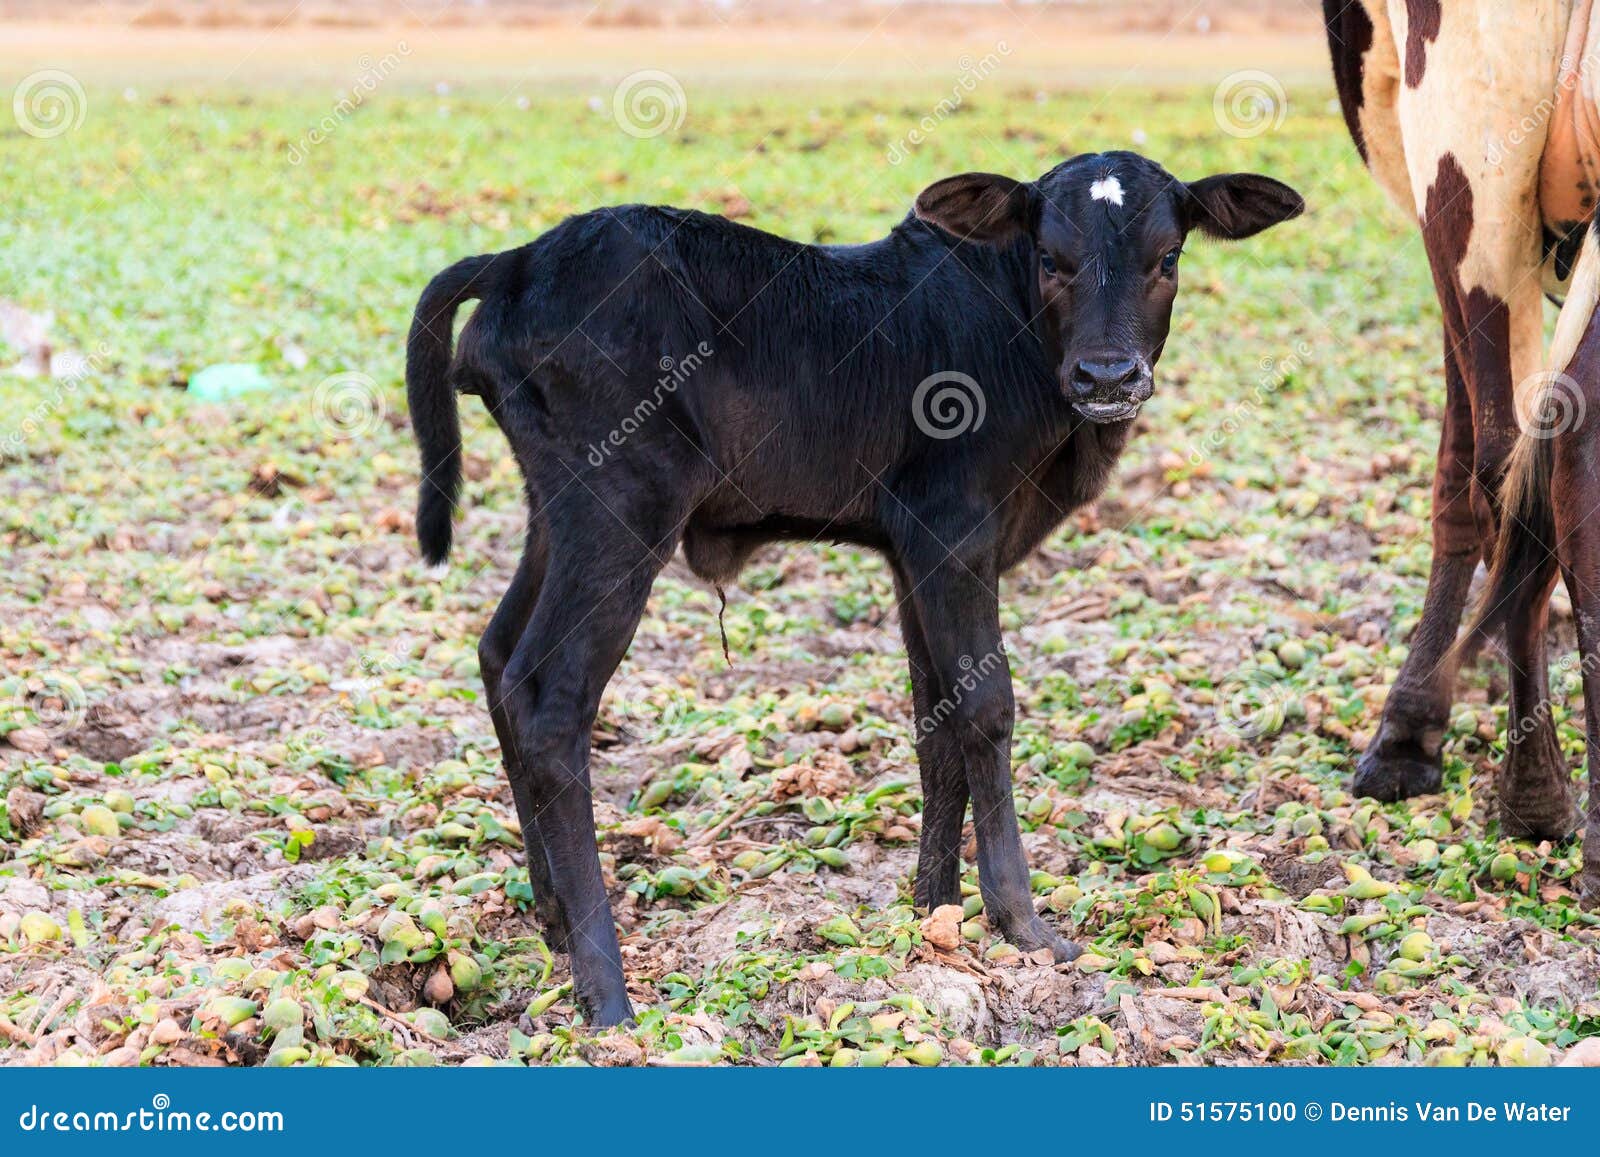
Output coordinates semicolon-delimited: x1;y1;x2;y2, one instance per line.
2;1;1598;1068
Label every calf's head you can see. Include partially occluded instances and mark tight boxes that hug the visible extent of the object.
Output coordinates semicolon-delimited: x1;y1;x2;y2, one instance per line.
915;151;1303;423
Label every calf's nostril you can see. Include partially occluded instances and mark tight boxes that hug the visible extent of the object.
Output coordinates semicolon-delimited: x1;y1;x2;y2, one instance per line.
1071;358;1140;396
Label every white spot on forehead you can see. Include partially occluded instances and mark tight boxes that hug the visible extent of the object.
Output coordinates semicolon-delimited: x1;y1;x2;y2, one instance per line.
1089;175;1124;206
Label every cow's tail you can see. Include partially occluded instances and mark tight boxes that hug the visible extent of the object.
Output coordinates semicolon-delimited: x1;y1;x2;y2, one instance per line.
1456;403;1559;659
407;253;494;566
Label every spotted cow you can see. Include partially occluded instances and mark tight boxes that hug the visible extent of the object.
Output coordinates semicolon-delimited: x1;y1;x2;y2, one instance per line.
1326;0;1600;900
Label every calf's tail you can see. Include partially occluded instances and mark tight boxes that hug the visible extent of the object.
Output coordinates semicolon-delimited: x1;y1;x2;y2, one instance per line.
406;253;494;565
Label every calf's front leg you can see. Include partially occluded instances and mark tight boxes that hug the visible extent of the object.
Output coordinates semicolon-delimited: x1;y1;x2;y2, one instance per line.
892;564;969;910
901;556;1078;961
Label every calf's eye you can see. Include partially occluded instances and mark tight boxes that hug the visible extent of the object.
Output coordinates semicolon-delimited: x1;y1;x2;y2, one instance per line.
1161;248;1181;276
1039;251;1058;276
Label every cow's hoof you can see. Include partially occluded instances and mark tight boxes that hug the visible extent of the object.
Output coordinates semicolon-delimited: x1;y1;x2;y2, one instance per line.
1497;789;1578;843
1352;745;1441;802
1498;738;1578;843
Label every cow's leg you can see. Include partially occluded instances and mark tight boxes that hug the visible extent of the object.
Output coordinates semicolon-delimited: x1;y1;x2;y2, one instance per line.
1550;277;1600;897
1558;501;1600;901
1352;2;1563;802
1353;340;1478;799
496;489;680;1026
894;549;1076;961
1474;234;1600;883
479;524;570;948
1497;564;1578;840
891;562;969;911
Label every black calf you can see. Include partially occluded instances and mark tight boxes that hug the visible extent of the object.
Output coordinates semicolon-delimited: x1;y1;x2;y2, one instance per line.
406;150;1302;1025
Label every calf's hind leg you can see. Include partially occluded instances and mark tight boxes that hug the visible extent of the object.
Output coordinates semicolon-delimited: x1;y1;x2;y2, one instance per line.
479;527;570;948
496;491;681;1025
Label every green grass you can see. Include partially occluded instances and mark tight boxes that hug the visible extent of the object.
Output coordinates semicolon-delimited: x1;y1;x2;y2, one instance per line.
1;78;1596;1068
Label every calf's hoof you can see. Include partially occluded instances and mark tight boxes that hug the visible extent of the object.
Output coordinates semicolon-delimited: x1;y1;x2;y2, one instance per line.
581;995;636;1029
1010;916;1081;964
1352;744;1441;802
1582;858;1600;912
533;896;572;954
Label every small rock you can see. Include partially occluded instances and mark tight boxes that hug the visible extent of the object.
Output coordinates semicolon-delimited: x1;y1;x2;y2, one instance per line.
920;904;963;952
423;967;454;1005
150;1018;183;1045
6;727;51;754
1146;940;1180;965
1559;1038;1600;1067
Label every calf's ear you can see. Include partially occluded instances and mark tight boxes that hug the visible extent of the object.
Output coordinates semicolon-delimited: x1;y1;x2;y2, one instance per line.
914;172;1035;243
1185;173;1304;240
